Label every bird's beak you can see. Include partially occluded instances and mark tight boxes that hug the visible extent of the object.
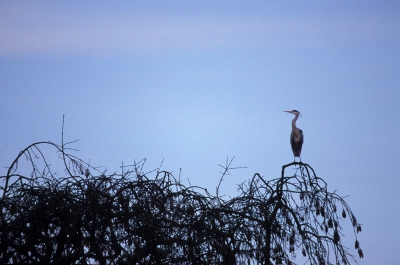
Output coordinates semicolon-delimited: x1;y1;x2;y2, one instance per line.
284;110;291;113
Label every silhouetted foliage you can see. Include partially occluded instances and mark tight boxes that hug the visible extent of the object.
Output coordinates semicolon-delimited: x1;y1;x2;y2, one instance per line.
0;139;363;264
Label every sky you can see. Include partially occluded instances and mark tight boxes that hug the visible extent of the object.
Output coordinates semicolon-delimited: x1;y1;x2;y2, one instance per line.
1;1;400;263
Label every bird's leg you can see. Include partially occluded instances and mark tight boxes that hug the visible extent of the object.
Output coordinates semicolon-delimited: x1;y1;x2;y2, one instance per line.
293;156;302;163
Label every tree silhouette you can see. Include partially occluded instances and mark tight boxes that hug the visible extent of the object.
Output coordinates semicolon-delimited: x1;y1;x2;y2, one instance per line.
0;138;363;264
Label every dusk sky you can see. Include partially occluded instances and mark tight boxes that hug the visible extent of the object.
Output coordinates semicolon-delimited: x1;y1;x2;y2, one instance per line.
1;1;399;263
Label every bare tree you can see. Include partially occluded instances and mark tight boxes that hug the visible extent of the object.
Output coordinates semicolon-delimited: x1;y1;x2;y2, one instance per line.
0;138;363;264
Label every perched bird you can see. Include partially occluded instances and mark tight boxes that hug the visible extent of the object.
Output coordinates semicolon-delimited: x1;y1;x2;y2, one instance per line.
284;110;304;160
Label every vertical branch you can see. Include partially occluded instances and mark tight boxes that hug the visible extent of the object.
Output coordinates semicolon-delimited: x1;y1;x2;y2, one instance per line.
61;115;74;177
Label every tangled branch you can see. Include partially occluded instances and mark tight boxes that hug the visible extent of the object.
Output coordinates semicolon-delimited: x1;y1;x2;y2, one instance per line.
0;140;363;264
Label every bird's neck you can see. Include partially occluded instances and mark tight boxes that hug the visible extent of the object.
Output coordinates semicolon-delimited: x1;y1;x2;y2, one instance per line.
291;115;299;130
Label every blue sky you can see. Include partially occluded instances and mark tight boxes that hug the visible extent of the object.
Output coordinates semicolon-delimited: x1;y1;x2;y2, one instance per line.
1;1;400;263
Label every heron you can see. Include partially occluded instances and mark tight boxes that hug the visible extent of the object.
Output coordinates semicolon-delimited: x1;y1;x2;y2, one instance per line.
284;110;304;161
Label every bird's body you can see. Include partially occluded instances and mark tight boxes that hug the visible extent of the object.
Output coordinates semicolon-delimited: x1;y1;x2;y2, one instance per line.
284;110;304;160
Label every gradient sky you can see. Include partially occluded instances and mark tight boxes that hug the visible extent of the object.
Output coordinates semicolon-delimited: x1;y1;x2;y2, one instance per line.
1;1;399;263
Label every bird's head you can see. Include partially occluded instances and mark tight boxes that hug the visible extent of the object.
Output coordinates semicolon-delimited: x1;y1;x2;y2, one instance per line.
284;110;301;117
